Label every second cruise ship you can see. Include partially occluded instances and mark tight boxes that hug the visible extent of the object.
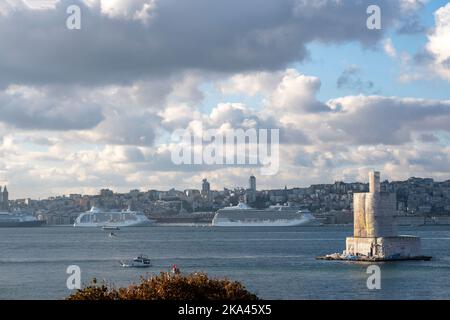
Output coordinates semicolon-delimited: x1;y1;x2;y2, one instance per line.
212;202;315;227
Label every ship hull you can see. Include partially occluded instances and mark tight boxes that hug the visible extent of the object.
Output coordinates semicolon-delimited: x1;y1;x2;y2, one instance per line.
74;219;155;228
212;216;314;227
0;220;45;228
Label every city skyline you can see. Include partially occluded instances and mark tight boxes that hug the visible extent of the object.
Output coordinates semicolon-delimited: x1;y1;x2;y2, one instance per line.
3;173;450;201
0;0;449;199
6;171;450;228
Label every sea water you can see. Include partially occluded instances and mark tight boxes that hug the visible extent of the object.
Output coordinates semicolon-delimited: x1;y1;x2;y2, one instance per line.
0;225;449;300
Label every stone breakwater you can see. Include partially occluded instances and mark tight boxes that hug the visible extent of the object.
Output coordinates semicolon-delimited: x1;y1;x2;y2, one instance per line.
316;252;432;262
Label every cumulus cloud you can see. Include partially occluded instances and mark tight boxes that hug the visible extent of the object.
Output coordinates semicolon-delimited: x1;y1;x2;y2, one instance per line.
216;71;282;97
426;3;450;81
265;69;331;115
325;95;450;145
0;85;103;130
82;112;159;146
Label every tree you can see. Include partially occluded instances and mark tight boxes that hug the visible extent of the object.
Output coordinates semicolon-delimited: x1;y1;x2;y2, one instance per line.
67;272;258;300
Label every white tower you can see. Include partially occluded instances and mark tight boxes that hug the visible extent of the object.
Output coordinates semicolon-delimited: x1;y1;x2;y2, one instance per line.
344;171;422;260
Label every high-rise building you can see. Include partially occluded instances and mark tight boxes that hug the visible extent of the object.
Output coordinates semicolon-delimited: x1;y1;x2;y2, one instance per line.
0;186;8;211
249;175;256;192
201;179;210;196
245;175;257;204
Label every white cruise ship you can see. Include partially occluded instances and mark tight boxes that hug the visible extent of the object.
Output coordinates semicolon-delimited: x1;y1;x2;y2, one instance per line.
74;207;154;228
212;202;315;227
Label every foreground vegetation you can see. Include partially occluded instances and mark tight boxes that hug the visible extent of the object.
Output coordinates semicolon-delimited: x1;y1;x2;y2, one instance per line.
67;272;258;300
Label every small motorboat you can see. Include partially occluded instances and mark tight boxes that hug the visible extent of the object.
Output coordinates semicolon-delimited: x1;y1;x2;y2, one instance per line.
102;226;120;231
120;255;152;268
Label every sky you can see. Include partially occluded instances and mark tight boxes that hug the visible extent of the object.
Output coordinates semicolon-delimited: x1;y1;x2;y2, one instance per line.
0;0;449;199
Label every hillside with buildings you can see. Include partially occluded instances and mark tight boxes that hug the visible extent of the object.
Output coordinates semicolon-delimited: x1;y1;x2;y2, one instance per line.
4;175;450;225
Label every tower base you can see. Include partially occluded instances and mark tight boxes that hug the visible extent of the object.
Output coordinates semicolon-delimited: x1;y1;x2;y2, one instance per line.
345;236;421;259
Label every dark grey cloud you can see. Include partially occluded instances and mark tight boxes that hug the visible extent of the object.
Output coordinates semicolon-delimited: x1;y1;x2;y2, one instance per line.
408;150;450;172
0;90;103;130
91;112;160;146
326;96;450;145
0;0;415;87
418;133;439;143
336;66;379;94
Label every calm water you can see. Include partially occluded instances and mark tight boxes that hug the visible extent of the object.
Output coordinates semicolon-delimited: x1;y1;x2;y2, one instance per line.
1;225;450;300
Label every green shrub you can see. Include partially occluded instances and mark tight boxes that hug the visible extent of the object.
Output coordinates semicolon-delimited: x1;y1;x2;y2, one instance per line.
67;272;258;300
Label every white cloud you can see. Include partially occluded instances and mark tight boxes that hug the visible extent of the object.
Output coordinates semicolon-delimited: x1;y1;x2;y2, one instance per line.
426;3;450;81
22;1;59;10
264;69;330;116
399;0;429;12
383;38;398;58
216;71;283;97
87;0;158;23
